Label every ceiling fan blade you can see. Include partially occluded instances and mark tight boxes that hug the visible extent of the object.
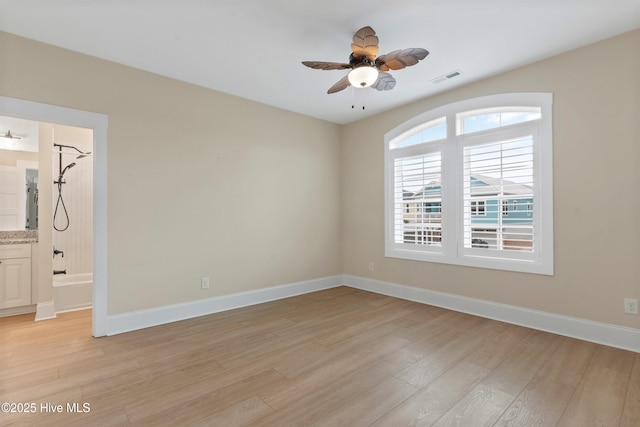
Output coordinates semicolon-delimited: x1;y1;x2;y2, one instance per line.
351;26;379;60
371;72;396;91
327;75;351;94
302;61;351;70
376;48;429;71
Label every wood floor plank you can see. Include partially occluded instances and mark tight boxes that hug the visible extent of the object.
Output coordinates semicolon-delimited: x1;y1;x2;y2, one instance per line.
590;344;635;375
260;334;411;410
465;324;534;370
309;376;417;427
557;365;629;427
273;321;400;379
386;311;483;371
4;359;141;403
5;337;97;365
394;318;502;388
481;330;563;396
252;358;407;426
133;369;285;426
621;415;640;427
430;383;515;427
493;377;574;426
0;347;104;381
93;357;257;421
0;286;637;426
312;302;414;347
273;300;390;344
0;367;59;397
392;307;469;344
371;360;491;426
623;354;640;423
534;337;596;388
186;396;273;427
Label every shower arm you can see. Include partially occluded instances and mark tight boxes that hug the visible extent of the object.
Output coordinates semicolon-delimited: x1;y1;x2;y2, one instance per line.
53;143;90;184
53;143;87;155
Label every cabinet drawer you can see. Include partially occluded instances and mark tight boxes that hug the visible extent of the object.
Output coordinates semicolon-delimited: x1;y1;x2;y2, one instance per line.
0;244;31;259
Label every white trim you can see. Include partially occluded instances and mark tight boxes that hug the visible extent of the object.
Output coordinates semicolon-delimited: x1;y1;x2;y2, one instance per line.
0;96;108;337
106;275;343;335
35;300;56;321
342;275;640;353
0;304;36;318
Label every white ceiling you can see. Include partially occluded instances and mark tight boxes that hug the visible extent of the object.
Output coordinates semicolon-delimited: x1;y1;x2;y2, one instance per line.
1;0;639;124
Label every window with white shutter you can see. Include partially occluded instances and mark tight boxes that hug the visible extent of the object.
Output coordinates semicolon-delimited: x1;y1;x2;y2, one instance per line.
392;147;443;251
384;93;553;275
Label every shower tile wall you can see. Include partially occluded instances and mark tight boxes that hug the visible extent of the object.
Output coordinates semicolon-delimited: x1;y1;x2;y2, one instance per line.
52;134;93;276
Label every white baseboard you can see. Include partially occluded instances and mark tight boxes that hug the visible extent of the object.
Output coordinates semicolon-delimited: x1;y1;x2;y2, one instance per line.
35;301;56;321
342;275;640;353
0;304;36;318
106;275;343;335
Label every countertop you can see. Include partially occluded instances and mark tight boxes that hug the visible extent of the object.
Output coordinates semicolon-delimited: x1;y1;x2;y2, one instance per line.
0;230;38;245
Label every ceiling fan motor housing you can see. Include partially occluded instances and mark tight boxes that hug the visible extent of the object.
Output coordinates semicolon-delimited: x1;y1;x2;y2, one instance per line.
348;53;375;68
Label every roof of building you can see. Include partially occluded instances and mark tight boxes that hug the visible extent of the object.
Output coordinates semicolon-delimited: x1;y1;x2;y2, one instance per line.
406;173;532;199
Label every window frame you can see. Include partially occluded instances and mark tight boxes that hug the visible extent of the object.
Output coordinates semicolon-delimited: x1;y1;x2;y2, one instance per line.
384;93;554;275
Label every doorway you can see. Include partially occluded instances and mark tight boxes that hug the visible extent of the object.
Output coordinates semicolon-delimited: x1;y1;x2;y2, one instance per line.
0;96;108;337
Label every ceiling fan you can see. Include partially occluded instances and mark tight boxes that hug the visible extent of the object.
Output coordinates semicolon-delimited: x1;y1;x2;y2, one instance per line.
302;26;429;94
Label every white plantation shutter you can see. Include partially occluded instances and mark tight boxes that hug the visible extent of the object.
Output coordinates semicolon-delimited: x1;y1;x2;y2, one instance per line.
393;150;442;247
461;128;535;254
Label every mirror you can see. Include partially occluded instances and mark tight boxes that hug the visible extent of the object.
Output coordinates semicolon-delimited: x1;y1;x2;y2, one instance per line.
0;115;40;231
26;168;38;230
0;164;38;230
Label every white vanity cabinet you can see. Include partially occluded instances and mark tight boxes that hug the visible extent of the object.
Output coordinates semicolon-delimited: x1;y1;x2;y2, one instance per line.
0;244;31;309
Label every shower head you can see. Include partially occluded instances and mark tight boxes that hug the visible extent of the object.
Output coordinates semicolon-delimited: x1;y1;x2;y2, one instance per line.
61;162;76;177
76;152;91;159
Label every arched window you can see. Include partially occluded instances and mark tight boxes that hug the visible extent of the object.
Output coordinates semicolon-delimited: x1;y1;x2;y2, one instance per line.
384;93;553;275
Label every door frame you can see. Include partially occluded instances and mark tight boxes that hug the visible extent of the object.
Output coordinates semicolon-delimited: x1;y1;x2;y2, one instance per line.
0;96;108;337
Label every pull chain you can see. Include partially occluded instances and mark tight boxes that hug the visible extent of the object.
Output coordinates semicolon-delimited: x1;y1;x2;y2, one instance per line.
351;86;355;109
351;87;367;110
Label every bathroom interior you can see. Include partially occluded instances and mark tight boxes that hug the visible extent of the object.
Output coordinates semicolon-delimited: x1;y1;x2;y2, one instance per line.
0;114;93;321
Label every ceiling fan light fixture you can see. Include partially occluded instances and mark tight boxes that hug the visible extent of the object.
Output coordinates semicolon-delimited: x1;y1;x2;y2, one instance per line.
348;66;378;88
1;130;21;139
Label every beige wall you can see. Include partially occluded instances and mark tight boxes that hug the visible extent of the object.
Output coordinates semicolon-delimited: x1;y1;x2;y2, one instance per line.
0;150;38;166
0;31;343;315
1;29;638;329
342;29;640;328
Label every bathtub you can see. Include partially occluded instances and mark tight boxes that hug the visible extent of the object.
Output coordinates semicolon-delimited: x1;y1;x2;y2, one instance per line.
53;273;93;313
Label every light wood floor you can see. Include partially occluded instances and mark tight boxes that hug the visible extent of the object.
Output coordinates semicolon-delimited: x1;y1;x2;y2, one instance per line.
1;287;638;426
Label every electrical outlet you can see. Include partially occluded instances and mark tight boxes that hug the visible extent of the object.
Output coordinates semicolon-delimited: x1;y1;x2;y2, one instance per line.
368;262;374;272
624;298;638;315
201;277;210;290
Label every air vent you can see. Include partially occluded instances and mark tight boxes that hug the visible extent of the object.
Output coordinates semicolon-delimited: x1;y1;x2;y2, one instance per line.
431;70;461;84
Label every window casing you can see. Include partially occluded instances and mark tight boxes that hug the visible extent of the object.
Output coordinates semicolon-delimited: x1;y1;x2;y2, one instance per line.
384;93;553;275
